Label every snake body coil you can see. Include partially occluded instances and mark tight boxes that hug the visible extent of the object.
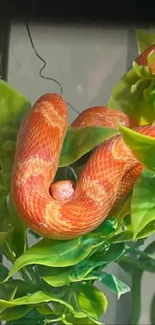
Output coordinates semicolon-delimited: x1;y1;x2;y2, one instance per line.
11;93;155;240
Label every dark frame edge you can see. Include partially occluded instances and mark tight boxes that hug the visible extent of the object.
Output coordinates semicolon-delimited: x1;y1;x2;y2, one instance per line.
0;20;11;325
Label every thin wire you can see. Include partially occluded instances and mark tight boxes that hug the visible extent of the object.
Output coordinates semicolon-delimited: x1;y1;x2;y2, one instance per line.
25;21;79;117
66;102;80;116
25;21;63;95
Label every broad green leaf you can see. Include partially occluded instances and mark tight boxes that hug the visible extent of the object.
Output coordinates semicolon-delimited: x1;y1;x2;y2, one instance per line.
40;245;125;287
73;243;125;281
131;170;155;237
137;220;155;239
136;29;155;54
116;196;131;221
64;314;104;325
99;242;126;263
5;308;46;325
41;260;104;288
97;272;130;298
111;228;133;243
0;306;32;321
111;215;134;243
6;228;27;259
5;194;27;258
119;122;155;172
75;283;108;319
0;79;31;129
87;219;116;239
41;268;72;287
0;282;17;302
0;290;86;319
71;255;106;282
37;305;53;316
108;63;155;125
5;237;97;281
59;126;119;167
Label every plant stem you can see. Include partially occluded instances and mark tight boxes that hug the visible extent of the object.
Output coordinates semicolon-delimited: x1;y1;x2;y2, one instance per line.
128;241;155;325
129;269;143;325
4;239;33;284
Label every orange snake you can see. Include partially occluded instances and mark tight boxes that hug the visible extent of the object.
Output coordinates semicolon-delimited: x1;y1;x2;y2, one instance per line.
11;45;155;240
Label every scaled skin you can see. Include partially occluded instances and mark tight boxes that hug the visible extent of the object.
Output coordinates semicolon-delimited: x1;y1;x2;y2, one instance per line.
11;92;155;240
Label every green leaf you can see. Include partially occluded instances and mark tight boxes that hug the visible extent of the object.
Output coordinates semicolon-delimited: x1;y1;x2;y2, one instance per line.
40;242;125;287
5;237;97;281
59;126;119;167
99;242;126;263
7;193;25;229
0;150;14;173
0;173;8;195
41;268;72;287
110;215;134;243
0;306;32;321
115;196;131;221
0;79;31;129
0;264;9;282
87;219;116;239
0;196;9;228
73;243;125;281
137;220;155;239
36;305;53;316
0;281;17;302
131;169;155;237
63;315;103;325
111;228;133;243
0;141;16;174
0;127;17;147
75;283;108;319
7;228;27;259
5;308;46;325
0;232;9;252
136;29;155;54
5;193;27;259
97;272;130;298
119;122;155;172
0;290;86;319
108;63;155;125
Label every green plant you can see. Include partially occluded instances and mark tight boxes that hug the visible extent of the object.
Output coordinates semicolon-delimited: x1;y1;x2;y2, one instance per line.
1;28;155;325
